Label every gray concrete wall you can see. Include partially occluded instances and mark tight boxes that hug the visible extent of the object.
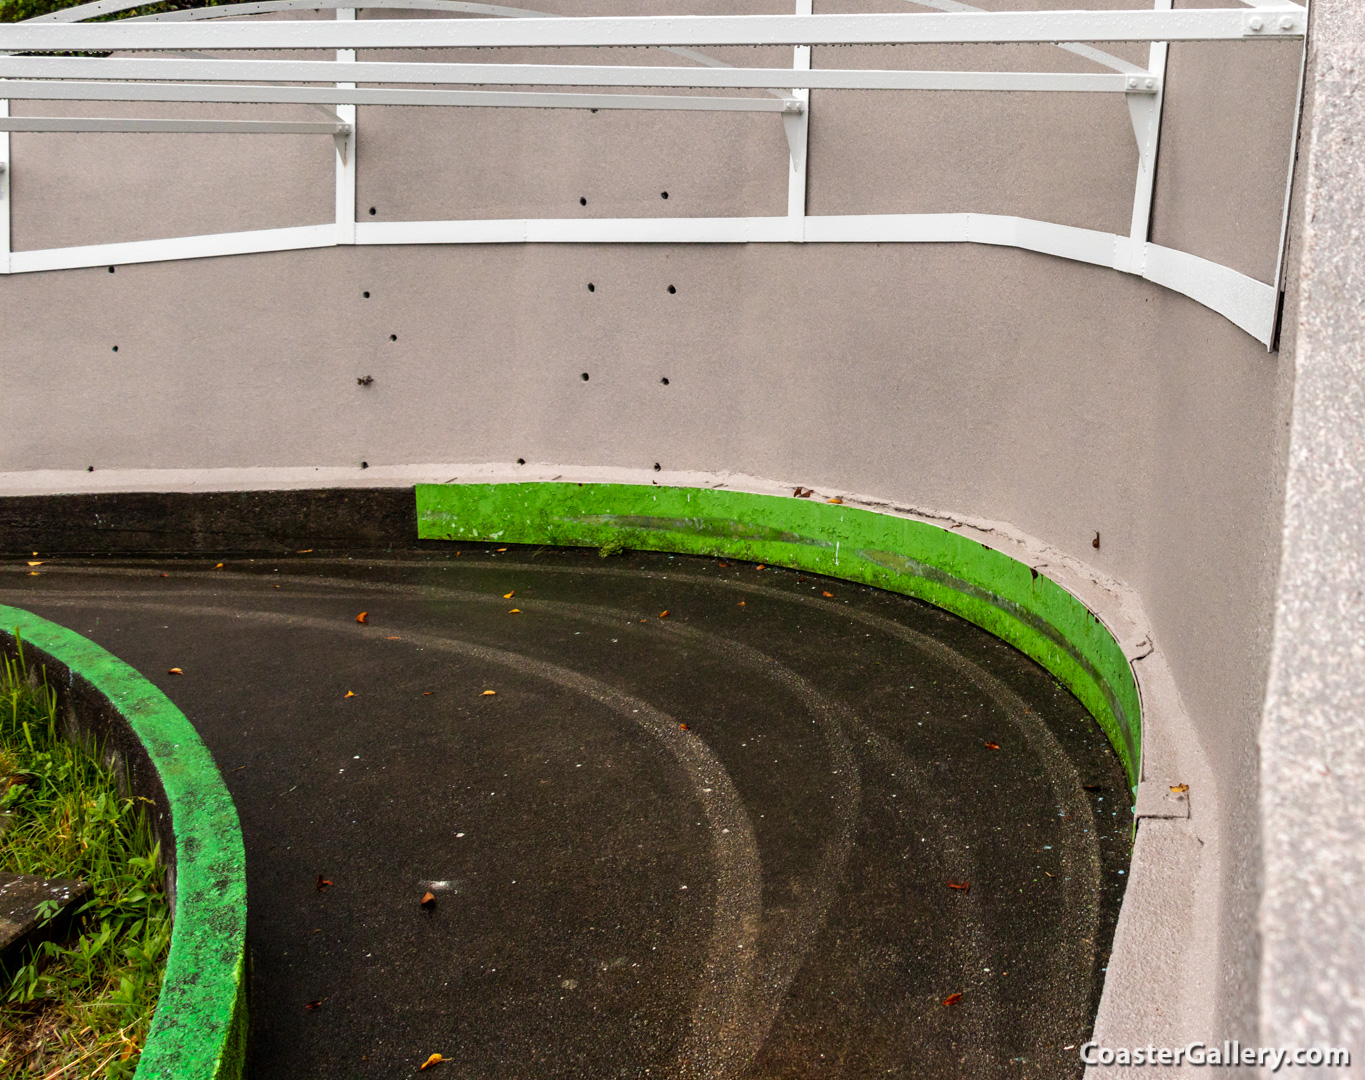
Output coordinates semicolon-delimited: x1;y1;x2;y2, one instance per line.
0;0;1315;1055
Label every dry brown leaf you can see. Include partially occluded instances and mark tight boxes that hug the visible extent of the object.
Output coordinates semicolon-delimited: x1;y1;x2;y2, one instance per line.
423;691;434;696
1170;783;1189;793
827;497;844;505
755;564;765;570
345;691;356;698
679;723;689;732
296;549;313;554
822;591;833;598
503;591;515;599
947;880;971;891
942;992;962;1007
420;1054;446;1070
481;690;497;696
421;891;437;909
386;636;401;640
496;547;508;552
737;601;746;607
984;742;1001;750
167;668;183;675
305;1000;323;1010
659;610;670;618
356;612;368;624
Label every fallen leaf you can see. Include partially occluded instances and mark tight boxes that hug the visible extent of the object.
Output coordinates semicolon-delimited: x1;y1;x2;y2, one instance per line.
792;486;813;498
28;572;39;576
345;691;355;698
755;564;765;571
508;609;522;614
1082;784;1102;792
822;591;833;598
162;574;170;578
214;563;224;569
942;992;962;1007
420;1054;446;1070
481;690;497;696
679;723;689;732
26;561;42;567
357;612;368;624
296;549;313;554
984;742;1000;750
421;891;436;909
305;1000;323;1010
947;880;971;891
718;562;729;568
386;635;401;640
659;610;670;618
737;601;746;607
1044;871;1054;878
423;692;434;696
1170;783;1189;793
503;591;515;599
273;584;281;589
317;876;333;892
827;497;843;505
496;547;507;552
167;668;183;675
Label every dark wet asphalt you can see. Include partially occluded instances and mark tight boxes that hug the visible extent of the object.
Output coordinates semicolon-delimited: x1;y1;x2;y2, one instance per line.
0;547;1131;1079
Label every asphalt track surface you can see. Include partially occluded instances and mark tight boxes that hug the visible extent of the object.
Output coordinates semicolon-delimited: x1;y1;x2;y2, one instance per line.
1;547;1131;1080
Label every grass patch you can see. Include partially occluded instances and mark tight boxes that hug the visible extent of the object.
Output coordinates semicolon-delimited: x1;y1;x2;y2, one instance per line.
0;643;169;1079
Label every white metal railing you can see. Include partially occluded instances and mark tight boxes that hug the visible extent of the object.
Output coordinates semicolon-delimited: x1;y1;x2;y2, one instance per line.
0;1;1308;346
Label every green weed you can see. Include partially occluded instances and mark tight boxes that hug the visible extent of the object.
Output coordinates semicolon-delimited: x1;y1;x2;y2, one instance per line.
0;641;170;1079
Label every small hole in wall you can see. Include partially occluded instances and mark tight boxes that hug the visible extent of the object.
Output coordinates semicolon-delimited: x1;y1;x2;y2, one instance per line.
516;458;526;466
107;266;115;274
111;345;118;353
361;461;369;469
653;463;662;472
368;207;377;216
363;291;371;298
579;197;587;206
667;285;676;294
87;465;94;472
587;283;595;292
660;191;669;200
581;373;590;381
390;334;398;342
660;377;670;385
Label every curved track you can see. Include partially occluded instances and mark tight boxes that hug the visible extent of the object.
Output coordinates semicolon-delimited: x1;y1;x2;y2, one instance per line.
0;547;1130;1079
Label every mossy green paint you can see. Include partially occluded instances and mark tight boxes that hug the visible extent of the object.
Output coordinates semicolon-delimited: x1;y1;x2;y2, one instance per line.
0;607;247;1080
416;483;1141;785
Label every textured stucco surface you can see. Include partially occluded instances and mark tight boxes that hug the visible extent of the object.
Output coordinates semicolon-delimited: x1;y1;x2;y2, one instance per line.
1260;28;1365;1067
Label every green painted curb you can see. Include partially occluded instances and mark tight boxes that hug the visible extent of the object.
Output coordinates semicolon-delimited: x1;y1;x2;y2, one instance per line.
0;606;248;1080
416;483;1141;786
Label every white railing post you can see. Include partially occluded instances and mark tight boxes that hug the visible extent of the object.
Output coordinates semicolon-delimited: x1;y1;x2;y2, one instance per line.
784;0;812;240
1121;0;1171;274
0;96;11;274
335;6;357;245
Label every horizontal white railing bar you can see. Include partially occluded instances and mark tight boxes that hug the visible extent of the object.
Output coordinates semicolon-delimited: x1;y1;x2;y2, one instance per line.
0;62;1154;96
0;9;1307;51
0;115;349;132
30;0;559;21
0;81;800;111
2;213;1277;345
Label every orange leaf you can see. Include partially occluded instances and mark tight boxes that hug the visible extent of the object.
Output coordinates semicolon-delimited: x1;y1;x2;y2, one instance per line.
356;612;368;624
947;880;971;891
679;723;689;731
213;563;224;569
755;564;765;570
984;742;1000;750
496;548;507;552
305;1000;323;1010
28;572;39;576
1170;783;1189;793
481;690;497;696
659;610;670;618
420;1054;446;1070
509;609;522;614
386;635;401;640
345;691;356;698
421;891;436;908
822;591;833;598
827;497;843;505
737;601;746;607
718;562;729;568
26;561;42;567
317;876;333;892
942;992;962;1007
423;691;434;696
167;668;183;675
296;549;313;554
503;591;515;599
